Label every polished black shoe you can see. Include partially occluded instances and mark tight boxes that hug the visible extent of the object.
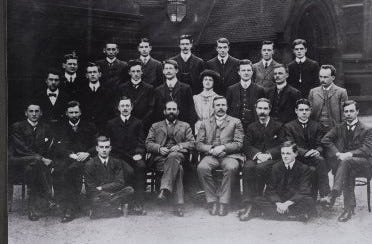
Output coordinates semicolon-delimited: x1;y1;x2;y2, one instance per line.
338;209;353;222
174;206;184;217
28;210;41;221
239;205;253;221
319;194;336;209
61;209;74;223
208;202;218;216
218;203;228;216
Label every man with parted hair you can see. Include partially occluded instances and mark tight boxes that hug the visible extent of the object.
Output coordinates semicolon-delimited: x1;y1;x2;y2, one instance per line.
146;101;195;217
320;100;372;222
206;37;240;95
239;141;316;222
288;39;320;98
196;96;244;216
60;52;83;99
96;41;129;92
252;40;280;89
170;34;205;94
85;136;134;219
308;64;348;134
137;38;163;87
226;59;266;131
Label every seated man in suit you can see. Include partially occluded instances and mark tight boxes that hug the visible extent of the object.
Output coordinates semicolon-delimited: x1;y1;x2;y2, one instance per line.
206;37;240;95
266;64;302;123
55;101;98;223
96;41;128;92
308;64;348;134
85;136;134;219
137;38;163;87
284;99;330;199
252;40;280;89
196;96;244;216
60;52;83;99
240;141;316;222
106;96;146;215
239;98;284;220
146;101;195;217
287;39;320;98
9;102;57;221
35;68;70;126
171;34;205;94
117;59;155;132
154;59;196;127
226;59;266;131
320;100;372;222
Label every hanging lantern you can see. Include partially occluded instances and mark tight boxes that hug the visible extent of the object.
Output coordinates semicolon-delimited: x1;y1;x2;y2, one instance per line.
167;0;187;23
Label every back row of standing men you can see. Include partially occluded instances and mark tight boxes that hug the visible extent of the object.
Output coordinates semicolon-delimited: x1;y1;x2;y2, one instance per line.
10;35;372;224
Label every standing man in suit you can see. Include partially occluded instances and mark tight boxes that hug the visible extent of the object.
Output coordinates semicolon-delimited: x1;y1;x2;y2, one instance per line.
239;98;284;220
117;60;155;132
55;101;98;223
137;38;163;87
9;102;57;221
85;136;134;219
288;39;320;98
284;99;330;199
35;69;70;126
171;34;205;94
60;52;83;99
240;141;316;222
206;37;240;95
96;41;128;92
308;64;348;134
226;59;266;131
196;96;244;216
79;62;113;133
253;40;280;89
154;59;196;126
266;64;302;123
320;100;372;222
106;96;146;215
146;101;195;217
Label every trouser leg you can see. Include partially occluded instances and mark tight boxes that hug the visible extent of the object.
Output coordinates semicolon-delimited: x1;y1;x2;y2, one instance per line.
160;152;185;199
242;159;257;203
256;159;276;195
128;159;146;205
219;158;239;204
197;156;220;203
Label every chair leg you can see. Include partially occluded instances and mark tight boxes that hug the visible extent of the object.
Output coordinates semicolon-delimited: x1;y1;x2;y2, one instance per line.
367;179;371;212
7;184;14;212
21;183;26;214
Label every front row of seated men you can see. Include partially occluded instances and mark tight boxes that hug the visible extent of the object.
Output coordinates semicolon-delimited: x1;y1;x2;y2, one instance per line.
9;95;372;223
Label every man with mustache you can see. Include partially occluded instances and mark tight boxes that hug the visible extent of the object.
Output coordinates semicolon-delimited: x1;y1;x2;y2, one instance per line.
170;34;205;94
197;96;244;216
266;64;301;123
239;98;285;221
146;101;195;217
308;65;348;134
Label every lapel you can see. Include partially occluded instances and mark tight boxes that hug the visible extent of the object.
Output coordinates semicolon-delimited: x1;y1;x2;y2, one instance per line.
352;121;364;141
208;117;217;141
315;87;325;100
278;85;289;108
224;56;234;77
295;120;307;141
189;54;196;71
259;60;275;80
288;161;299;186
172;80;181;97
327;84;337;99
134;83;145;105
159;120;168;137
234;84;242;104
220;115;230;130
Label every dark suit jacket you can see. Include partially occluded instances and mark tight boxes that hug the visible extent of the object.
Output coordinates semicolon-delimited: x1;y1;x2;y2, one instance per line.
266;160;313;203
226;82;266;125
284;119;324;157
244;119;284;160
154;81;197;126
142;57;163;87
60;74;85;100
321;121;372;159
96;58;128;91
252;59;280;89
288;58;319;98
106;116;146;162
57;119;98;156
117;81;155;130
206;55;240;95
78;84;114;133
266;84;302;124
84;156;126;196
171;54;205;94
35;89;71;123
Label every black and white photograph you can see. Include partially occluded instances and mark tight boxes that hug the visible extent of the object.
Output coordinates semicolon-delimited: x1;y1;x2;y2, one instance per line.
5;0;372;243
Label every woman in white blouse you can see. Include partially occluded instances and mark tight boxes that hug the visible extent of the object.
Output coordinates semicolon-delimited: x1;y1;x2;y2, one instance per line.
193;69;220;134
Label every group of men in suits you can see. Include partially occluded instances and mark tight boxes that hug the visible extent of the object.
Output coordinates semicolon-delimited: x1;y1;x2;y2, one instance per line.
9;35;371;224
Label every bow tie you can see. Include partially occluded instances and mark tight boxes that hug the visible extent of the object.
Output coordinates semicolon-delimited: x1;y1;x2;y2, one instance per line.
48;93;57;97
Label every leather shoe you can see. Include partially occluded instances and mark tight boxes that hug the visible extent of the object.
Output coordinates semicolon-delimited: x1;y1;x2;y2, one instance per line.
338;209;353;222
239;205;253;221
61;209;74;223
208;202;218;216
174;206;184;217
28;210;41;221
319;194;336;209
218;203;228;216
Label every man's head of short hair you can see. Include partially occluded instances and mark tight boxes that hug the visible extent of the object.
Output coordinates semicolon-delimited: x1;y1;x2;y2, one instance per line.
212;96;227;106
96;135;110;145
262;40;274;47
46;68;61;79
281;140;298;153
117;96;133;107
179;34;193;43
216;37;230;46
238;59;253;70
66;100;81;111
255;97;272;109
273;63;289;74
292;39;307;49
342;100;359;111
138;37;151;46
320;64;336;77
163;59;179;70
295;98;311;109
63;52;78;63
86;62;101;72
128;59;143;70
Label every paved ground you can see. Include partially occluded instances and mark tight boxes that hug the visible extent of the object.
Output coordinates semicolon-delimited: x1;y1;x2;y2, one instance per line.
8;116;372;244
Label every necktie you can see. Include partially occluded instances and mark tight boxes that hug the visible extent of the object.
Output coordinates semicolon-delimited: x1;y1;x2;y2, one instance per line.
48;93;57;97
92;86;96;92
104;160;107;168
264;62;268;69
299;61;303;83
32;126;37;132
301;122;307;129
70;77;73;83
72;125;78;132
